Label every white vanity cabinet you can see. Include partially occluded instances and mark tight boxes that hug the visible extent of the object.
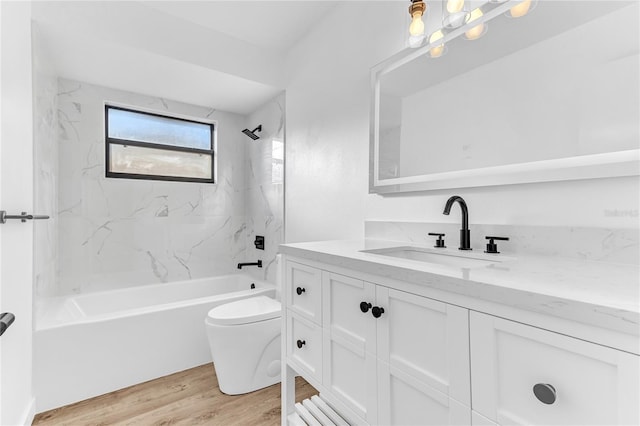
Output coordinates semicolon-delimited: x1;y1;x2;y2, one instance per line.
470;312;640;426
281;255;639;426
285;261;324;383
285;261;472;425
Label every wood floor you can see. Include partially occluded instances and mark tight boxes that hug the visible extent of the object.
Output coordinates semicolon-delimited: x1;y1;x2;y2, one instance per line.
33;364;317;426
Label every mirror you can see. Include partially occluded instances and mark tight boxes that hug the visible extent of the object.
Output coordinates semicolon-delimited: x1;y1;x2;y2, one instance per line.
370;0;639;194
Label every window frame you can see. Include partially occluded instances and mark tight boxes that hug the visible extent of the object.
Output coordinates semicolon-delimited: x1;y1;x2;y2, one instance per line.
104;104;216;184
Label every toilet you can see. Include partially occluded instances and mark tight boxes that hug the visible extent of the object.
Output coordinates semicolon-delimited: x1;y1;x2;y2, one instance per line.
205;296;282;395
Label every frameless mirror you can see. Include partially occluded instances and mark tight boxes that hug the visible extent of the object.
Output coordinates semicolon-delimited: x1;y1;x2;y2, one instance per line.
370;0;639;194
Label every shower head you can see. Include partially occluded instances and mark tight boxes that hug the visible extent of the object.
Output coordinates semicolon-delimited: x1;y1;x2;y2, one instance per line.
242;125;262;140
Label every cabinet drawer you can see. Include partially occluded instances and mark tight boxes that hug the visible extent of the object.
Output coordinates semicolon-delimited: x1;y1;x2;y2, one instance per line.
286;261;322;324
471;312;639;425
288;312;323;383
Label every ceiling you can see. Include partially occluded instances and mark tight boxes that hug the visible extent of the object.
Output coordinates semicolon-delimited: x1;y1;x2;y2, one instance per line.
32;1;340;115
142;1;338;53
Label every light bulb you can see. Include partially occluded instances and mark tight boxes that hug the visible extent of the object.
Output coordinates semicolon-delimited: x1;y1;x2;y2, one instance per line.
409;11;425;37
509;0;532;18
429;30;445;58
464;8;486;40
447;0;465;14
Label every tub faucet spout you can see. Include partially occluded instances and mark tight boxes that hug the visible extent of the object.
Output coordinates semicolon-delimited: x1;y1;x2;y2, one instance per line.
443;195;472;250
237;260;262;269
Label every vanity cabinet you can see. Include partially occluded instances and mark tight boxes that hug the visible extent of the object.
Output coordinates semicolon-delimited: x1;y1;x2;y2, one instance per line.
470;312;639;426
282;256;639;426
285;261;324;383
285;262;472;425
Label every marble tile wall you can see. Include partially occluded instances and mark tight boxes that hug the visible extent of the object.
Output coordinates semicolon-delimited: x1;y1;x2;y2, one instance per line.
365;221;639;265
33;27;59;298
244;93;285;284
57;78;248;294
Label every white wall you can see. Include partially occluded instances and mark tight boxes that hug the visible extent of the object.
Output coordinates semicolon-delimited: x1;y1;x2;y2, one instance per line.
284;2;639;245
0;2;36;424
285;2;407;242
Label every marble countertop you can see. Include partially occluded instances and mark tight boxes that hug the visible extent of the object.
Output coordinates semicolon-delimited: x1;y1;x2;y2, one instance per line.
280;239;640;337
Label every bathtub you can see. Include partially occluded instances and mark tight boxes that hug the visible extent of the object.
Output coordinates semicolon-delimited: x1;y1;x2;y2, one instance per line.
34;274;277;412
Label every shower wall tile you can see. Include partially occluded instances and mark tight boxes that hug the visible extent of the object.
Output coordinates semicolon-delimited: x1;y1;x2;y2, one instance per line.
57;78;247;295
244;93;285;284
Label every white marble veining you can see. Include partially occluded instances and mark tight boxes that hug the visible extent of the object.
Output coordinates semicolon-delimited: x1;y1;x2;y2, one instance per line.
56;79;248;295
366;221;640;265
280;239;640;336
244;93;285;284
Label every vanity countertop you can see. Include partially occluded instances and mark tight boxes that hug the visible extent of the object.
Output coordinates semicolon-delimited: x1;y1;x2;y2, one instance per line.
280;239;640;338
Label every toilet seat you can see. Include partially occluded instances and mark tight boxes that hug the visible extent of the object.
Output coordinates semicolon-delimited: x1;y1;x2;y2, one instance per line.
207;296;281;326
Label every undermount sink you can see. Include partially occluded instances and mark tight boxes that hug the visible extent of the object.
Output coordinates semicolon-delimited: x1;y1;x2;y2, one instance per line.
361;246;508;269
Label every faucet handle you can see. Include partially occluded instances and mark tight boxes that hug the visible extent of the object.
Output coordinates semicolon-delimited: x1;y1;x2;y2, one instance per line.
485;236;509;254
428;233;446;248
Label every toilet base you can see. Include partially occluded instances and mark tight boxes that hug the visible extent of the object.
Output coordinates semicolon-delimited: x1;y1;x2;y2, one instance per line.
206;317;282;395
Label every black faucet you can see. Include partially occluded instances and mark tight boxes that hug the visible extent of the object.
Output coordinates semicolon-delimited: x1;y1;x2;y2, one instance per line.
443;195;472;251
237;260;262;269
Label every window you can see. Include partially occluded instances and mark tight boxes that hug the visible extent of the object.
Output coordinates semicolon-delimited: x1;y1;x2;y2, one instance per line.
105;105;215;183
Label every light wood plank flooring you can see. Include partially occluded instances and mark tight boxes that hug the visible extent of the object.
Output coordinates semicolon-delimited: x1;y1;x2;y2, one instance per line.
33;364;317;425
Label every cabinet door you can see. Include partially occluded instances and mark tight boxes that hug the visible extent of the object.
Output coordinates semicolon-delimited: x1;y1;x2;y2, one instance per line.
471;311;640;425
322;272;377;423
378;361;471;425
286;261;322;324
376;287;471;406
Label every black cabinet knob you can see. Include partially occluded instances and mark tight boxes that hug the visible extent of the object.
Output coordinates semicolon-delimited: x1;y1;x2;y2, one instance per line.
296;287;306;295
533;383;556;405
360;302;372;313
296;339;306;349
371;306;385;318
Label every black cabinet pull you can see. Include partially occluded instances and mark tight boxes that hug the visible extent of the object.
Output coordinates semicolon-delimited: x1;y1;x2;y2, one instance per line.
360;302;372;313
296;339;306;349
296;287;306;295
533;383;556;405
371;306;385;318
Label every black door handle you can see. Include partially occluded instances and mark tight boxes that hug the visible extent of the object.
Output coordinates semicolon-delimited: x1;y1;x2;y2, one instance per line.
360;302;372;313
296;339;306;349
0;313;15;337
371;306;385;318
296;287;306;295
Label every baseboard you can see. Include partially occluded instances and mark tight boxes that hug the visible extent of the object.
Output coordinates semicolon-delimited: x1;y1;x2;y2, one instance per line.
21;397;36;426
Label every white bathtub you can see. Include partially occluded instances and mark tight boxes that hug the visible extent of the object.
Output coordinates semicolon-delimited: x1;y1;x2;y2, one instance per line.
34;274;277;412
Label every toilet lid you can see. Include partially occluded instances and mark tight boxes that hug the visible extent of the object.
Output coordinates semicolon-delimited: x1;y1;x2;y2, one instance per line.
206;296;281;326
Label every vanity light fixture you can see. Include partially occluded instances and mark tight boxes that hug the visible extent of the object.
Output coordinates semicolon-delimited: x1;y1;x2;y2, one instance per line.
408;0;427;48
464;7;488;40
443;0;469;29
507;0;537;18
428;29;447;58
